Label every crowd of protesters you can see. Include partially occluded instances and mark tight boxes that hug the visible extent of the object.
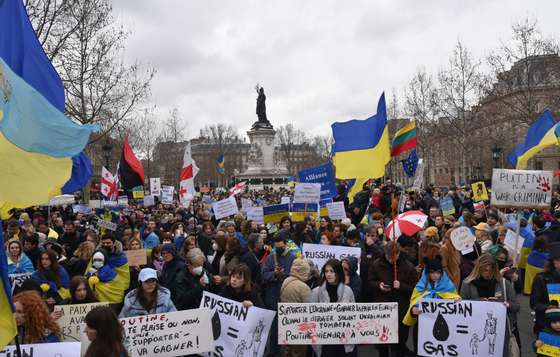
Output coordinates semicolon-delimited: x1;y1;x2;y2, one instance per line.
5;180;560;357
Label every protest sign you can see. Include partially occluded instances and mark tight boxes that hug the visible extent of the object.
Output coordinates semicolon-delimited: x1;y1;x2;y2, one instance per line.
200;292;275;357
126;249;148;267
97;219;117;231
54;302;109;342
247;206;264;225
88;200;101;209
537;331;560;357
440;197;455;216
102;199;118;207
213;196;239;220
0;342;81;356
326;201;346;220
292;203;319;222
263;204;290;224
412;158;424;189
504;229;525;254
143;194;155;207
241;198;253;212
132;186;145;199
418;298;506;357
278;302;398;345
202;194;215;205
471;181;489;201
161;186;174;205
118;195;129;206
302;243;362;274
8;273;31;293
298;163;337;200
491;169;552;208
281;196;291;205
150;177;162;196
117;309;214;357
73;204;90;214
293;182;321;204
450;226;476;254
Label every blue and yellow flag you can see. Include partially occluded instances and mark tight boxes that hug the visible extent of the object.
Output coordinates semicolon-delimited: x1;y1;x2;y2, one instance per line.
0;221;17;349
331;93;390;179
548;284;560;304
537;331;560;356
524;250;548;295
216;153;225;174
507;110;559;169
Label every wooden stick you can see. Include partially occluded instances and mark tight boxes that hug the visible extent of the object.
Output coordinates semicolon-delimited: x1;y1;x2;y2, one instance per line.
513;212;522;268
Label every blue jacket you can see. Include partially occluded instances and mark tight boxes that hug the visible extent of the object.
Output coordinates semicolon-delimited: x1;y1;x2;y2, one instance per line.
119;286;177;318
143;232;160;249
7;253;34;274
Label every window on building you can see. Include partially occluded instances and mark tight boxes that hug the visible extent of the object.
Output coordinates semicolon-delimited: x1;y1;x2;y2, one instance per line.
536;161;543;171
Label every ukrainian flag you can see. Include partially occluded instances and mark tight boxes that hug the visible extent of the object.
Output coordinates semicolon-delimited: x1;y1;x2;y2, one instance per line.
331;93;390;179
507;110;558;169
0;221;17;349
0;0;97;217
524;250;548;295
547;284;560;304
216;153;225;174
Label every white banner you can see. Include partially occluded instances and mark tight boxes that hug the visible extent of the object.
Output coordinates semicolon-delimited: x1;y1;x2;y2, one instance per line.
278;302;398;345
241;198;253;212
8;273;32;293
302;243;362;274
247;206;264;225
143;194;155;207
281;196;291;205
418;298;506;357
161;186;174;205
326;201;346;220
150;177;162;196
293;183;321;204
212;196;239;220
491;169;552;208
200;291;275;357
83;309;216;357
54;303;110;342
0;342;81;356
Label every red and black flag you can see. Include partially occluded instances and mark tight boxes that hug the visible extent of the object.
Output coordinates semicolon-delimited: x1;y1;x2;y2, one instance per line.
118;137;145;191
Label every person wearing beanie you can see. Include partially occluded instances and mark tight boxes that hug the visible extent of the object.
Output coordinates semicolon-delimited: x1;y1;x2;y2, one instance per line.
531;242;560;334
160;243;186;289
534;304;560;356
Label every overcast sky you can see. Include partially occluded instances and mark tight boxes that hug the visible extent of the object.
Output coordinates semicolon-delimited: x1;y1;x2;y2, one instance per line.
112;0;559;139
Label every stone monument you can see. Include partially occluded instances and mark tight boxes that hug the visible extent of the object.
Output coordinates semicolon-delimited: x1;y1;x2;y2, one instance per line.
236;86;289;189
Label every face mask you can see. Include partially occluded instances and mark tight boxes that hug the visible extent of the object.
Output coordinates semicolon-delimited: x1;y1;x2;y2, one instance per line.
157;256;164;262
212;243;219;251
192;266;203;276
92;260;104;269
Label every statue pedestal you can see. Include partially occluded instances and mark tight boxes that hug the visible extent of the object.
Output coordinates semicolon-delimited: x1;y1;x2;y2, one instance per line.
236;126;289;189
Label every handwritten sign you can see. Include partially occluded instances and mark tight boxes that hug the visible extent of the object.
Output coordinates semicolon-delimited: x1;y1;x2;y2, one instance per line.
247;207;264;225
491;169;552;208
126;249;148;267
326;201;346;220
200;292;275;357
97;219;117;231
504;229;525;254
241;198;253;212
293;183;321;204
118;309;214;357
212;196;239;220
302;243;362;274
54;302;109;342
161;186;174;205
440;197;455;216
118;195;129;206
450;226;476;254
278;303;398;345
8;273;32;293
0;342;81;356
418;298;506;357
143;194;155;207
281;196;291;205
150;178;161;196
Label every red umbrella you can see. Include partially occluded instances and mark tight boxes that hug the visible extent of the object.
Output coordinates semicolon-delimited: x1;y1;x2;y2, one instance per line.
385;210;428;240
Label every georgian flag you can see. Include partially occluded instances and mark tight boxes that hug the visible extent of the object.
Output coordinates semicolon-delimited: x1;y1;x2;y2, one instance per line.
101;166;118;200
229;181;247;196
179;142;199;206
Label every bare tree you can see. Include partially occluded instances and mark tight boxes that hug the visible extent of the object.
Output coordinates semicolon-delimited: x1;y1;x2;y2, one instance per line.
25;0;155;144
275;124;310;175
162;108;186;143
123;109;162;178
487;17;560;126
198;124;242;185
311;135;333;162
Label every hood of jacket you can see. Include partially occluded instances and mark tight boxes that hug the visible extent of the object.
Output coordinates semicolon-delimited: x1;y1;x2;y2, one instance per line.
290;258;310;281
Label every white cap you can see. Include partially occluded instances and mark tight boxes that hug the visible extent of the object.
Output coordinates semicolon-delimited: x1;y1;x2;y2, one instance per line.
138;268;158;283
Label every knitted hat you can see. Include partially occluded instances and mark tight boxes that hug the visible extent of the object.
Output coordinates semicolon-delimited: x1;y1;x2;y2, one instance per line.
424;256;443;273
546;304;560;323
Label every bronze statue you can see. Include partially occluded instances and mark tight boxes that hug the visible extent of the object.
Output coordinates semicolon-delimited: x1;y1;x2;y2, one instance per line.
253;85;272;129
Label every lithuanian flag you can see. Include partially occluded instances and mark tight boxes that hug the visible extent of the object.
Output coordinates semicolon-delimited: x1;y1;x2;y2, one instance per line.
391;120;417;156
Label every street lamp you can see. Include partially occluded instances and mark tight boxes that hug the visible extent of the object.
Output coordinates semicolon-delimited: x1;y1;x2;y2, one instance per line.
492;144;502;169
101;138;113;170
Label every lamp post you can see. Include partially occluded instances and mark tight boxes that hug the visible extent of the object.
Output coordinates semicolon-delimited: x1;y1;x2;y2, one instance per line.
101;138;113;170
492;144;502;169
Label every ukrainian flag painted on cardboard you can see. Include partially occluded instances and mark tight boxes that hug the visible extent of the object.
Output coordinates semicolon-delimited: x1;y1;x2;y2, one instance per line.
0;221;17;349
263;204;290;224
537;331;560;356
292;203;318;222
331;93;390;179
547;284;560;303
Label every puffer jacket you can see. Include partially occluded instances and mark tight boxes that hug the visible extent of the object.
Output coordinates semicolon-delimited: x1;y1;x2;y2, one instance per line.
119;286;177;318
280;258;311;303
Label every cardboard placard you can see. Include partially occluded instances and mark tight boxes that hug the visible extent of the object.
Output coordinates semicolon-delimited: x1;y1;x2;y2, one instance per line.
291;203;318;222
302;243;362;274
212;196;239;220
54;302;109;342
326;201;346;220
293;183;321;204
247;206;264;225
150;177;162;196
490;169;552;208
450;226;476;253
161;186;174;205
263;204;290;224
8;273;32;293
0;342;81;356
126;249;148;267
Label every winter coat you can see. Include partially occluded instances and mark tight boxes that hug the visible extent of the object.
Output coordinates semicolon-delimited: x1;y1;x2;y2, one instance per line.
440;240;461;289
65;256;89;278
119;286;177;317
197;232;214;256
160;256;186;289
239;249;262;286
7;253;34;274
142;232;160;249
280;259;311;303
262;249;295;309
309;282;355;355
171;268;212;310
343;256;362;302
531;270;560;333
368;255;417;319
220;284;264;308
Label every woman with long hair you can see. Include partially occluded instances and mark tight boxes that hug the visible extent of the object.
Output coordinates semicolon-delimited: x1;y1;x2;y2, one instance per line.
461;253;520;352
309;259;355;357
66;241;96;278
84;306;129;357
6;239;34;274
214;236;241;286
69;276;98;304
119;268;176;317
13;291;63;343
210;232;227;274
31;250;71;305
220;263;263;308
